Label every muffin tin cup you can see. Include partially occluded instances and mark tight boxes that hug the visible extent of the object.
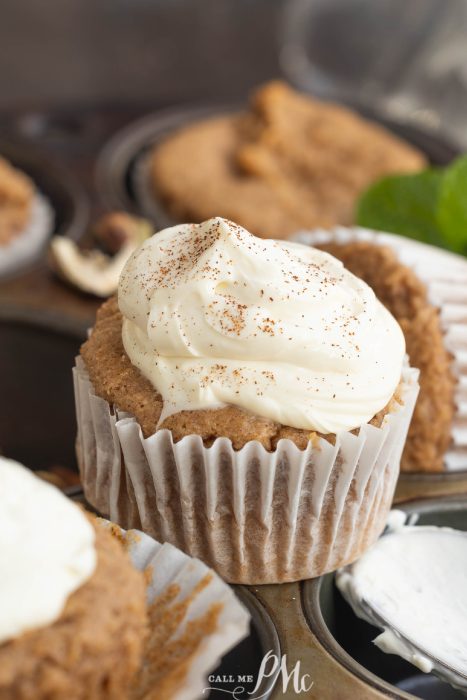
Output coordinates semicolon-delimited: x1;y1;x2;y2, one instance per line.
104;521;250;700
74;357;419;584
302;497;467;700
294;227;467;473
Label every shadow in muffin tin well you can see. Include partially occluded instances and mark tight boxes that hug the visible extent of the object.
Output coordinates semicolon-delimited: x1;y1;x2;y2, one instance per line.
208;587;280;699
302;497;467;700
0;319;84;472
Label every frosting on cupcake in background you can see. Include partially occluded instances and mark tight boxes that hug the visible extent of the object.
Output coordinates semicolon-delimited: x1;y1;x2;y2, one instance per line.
119;217;405;433
337;517;467;685
0;457;96;643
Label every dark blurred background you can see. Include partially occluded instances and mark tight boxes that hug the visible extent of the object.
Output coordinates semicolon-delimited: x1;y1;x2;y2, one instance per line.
2;0;467;142
0;0;284;111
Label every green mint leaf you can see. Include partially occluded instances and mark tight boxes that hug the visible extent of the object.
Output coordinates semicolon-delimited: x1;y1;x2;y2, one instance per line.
356;170;444;247
437;155;467;255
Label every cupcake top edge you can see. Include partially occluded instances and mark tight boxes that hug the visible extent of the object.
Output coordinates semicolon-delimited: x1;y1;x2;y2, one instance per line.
118;217;406;434
0;457;96;644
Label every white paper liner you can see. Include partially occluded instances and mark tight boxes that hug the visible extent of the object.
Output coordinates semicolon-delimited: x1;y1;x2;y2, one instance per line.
293;227;467;472
0;193;54;278
74;356;419;584
103;522;249;700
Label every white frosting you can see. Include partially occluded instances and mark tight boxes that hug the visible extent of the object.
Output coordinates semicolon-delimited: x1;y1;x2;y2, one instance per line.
0;458;96;644
337;524;467;682
119;217;405;434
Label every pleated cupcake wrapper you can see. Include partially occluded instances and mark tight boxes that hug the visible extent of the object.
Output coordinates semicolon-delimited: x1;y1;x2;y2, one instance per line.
294;227;467;471
74;356;419;584
103;522;250;700
0;193;54;277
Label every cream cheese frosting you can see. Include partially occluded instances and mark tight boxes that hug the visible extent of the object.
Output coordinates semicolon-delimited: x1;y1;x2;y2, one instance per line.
119;217;405;433
0;457;96;644
337;521;467;682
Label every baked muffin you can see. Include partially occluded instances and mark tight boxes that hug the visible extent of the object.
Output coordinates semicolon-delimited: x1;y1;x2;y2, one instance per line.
0;457;147;700
316;239;456;473
149;81;426;238
294;225;467;473
0;156;54;277
0;157;34;246
76;217;419;584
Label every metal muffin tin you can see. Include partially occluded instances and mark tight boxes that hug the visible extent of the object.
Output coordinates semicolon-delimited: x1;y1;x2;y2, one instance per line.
302;496;467;700
0;318;85;471
70;486;467;699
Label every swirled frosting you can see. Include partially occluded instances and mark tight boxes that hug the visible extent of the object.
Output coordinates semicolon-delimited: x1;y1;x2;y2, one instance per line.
119;217;405;433
0;458;96;644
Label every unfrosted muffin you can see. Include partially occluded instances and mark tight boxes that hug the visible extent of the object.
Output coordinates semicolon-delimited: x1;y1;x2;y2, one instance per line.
0;458;147;700
0;157;34;246
76;217;419;583
316;239;456;473
0;156;54;277
149;81;426;238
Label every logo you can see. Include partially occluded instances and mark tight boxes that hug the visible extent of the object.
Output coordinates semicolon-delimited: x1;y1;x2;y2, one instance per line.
204;650;314;698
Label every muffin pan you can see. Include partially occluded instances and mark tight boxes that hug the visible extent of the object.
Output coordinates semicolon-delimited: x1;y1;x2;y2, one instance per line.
72;492;467;700
95;103;458;233
0;139;89;278
302;497;467;699
0;318;83;472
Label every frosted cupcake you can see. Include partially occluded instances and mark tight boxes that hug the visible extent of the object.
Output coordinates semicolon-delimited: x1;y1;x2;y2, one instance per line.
0;457;146;700
0;457;249;699
75;217;419;583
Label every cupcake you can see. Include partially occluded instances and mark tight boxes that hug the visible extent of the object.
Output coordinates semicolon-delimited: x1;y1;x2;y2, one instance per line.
146;81;426;238
117;525;250;700
75;217;419;584
0;156;53;276
0;457;147;700
294;227;467;473
0;457;249;699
